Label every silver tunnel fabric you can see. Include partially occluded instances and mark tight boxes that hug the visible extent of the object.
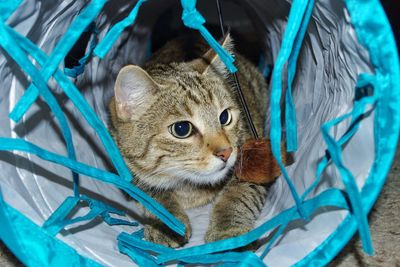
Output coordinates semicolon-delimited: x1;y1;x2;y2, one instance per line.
0;0;399;266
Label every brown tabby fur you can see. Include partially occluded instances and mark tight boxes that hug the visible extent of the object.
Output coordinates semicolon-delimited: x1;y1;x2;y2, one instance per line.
109;33;271;248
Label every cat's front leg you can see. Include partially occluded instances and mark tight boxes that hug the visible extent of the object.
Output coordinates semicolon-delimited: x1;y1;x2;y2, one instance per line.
144;191;191;248
205;177;268;247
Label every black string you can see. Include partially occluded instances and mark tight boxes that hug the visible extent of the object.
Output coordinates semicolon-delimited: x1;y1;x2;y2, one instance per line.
215;0;259;139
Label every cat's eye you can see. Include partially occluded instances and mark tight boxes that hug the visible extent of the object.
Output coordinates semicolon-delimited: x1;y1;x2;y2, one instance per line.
169;121;193;139
219;109;232;126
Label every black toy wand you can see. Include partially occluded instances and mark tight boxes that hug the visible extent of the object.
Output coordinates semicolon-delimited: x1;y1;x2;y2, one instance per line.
215;0;289;184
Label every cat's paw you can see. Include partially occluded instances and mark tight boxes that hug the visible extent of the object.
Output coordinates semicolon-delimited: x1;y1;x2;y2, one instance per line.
205;226;260;251
144;221;192;248
205;226;250;243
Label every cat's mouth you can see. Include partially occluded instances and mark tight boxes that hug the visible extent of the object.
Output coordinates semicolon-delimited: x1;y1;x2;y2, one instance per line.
138;152;237;189
183;152;237;186
210;157;234;173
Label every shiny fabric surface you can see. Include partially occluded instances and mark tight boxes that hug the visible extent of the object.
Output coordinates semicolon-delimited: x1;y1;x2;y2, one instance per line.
0;0;398;266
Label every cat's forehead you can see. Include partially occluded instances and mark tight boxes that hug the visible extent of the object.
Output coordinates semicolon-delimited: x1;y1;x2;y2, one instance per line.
145;63;236;122
156;66;231;101
171;76;231;110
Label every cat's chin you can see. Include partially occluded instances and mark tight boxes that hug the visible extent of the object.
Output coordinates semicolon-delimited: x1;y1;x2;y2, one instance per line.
135;168;229;190
183;154;237;186
137;170;231;191
136;154;237;190
184;167;231;186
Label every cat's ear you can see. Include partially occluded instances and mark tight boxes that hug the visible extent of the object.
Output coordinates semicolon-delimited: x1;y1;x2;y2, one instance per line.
191;33;234;76
114;65;158;121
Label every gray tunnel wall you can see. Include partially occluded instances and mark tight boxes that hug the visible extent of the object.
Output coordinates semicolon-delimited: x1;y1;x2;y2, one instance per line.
0;0;377;266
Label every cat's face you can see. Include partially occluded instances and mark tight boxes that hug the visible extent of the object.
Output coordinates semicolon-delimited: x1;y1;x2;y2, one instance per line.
110;37;245;189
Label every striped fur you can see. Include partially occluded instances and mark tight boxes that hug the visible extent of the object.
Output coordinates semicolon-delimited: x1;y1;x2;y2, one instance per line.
109;34;269;247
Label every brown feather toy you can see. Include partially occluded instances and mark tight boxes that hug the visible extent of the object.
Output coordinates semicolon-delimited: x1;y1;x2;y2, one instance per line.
235;139;290;185
215;0;292;185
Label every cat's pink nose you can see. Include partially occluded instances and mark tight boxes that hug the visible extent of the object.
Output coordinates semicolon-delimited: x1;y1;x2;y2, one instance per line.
214;147;233;162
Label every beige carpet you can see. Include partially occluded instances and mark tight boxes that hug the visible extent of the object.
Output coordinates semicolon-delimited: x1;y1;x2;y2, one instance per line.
1;147;399;266
331;146;400;267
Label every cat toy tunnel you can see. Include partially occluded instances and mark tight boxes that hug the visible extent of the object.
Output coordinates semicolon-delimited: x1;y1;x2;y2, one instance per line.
0;0;399;266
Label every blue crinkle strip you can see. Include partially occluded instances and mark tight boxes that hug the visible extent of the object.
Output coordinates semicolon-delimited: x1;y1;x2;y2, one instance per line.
0;0;185;238
117;188;349;266
180;0;237;73
269;0;310;218
0;137;185;236
0;23;80;197
64;22;99;78
94;0;147;58
285;0;315;152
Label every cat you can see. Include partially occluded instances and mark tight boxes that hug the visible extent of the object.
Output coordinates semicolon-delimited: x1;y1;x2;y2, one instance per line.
108;33;273;248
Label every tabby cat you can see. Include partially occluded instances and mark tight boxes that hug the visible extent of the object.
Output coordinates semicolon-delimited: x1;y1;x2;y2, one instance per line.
109;33;271;247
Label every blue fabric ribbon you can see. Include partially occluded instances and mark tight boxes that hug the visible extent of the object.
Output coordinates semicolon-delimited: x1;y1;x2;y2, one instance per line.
64;22;99;78
258;54;272;79
3;25;184;236
0;188;27;264
318;74;378;255
269;0;311;218
182;8;206;27
301;74;378;201
285;0;315;152
119;243;159;267
0;0;21;22
9;0;107;123
180;0;237;73
119;228;267;266
297;0;400;262
301;73;378;255
6;26;133;183
43;195;138;236
3;0;108;198
0;24;80;197
117;188;349;265
0;137;185;236
0;192;102;267
94;0;147;58
260;221;290;259
42;196;80;235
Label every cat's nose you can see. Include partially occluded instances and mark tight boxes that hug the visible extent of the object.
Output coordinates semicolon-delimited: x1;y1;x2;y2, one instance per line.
214;147;233;162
